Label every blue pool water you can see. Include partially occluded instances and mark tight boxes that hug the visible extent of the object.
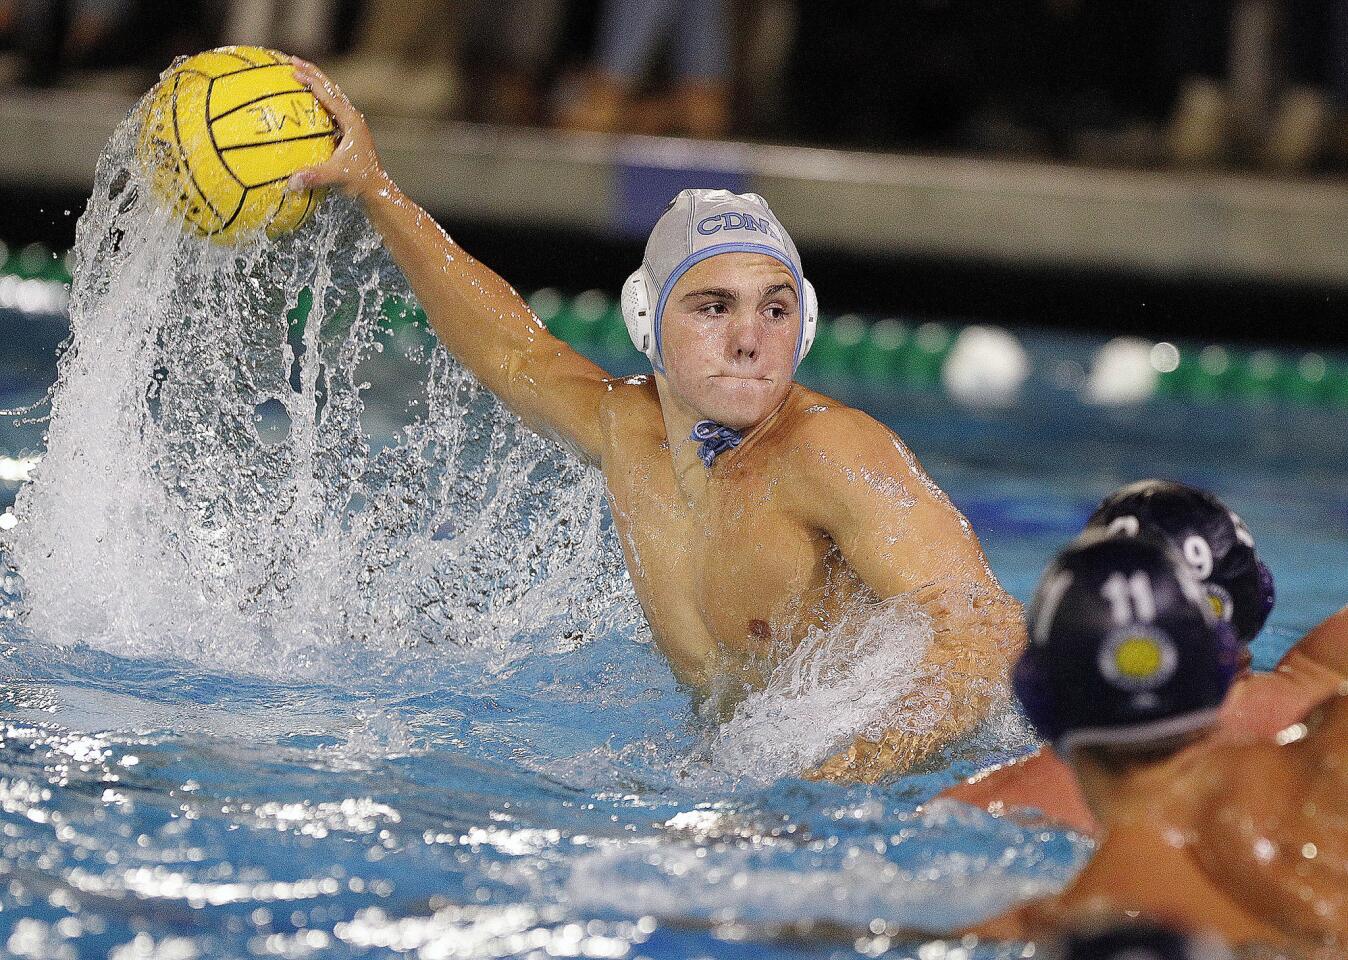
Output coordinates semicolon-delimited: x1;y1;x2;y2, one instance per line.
2;130;1347;957
4;301;1346;959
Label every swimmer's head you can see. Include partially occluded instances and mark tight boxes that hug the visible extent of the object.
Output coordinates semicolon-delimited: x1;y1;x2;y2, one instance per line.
1085;480;1273;651
1044;921;1234;960
1013;530;1240;757
622;190;818;429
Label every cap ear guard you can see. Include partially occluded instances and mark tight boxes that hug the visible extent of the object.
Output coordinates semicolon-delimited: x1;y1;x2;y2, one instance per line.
621;265;657;361
798;279;818;362
1254;560;1275;633
620;267;819;370
1012;652;1061;744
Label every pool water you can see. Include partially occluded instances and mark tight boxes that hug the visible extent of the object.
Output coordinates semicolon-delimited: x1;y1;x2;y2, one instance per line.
2;127;1347;959
5;311;1346;959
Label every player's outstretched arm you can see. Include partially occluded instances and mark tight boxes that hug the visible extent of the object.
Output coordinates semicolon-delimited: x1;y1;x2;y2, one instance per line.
287;58;610;465
793;407;1027;783
937;746;1100;834
1271;605;1348;696
1219;604;1348;739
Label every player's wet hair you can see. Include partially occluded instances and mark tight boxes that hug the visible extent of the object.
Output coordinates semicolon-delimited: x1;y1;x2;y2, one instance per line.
1085;480;1273;645
1013;530;1240;755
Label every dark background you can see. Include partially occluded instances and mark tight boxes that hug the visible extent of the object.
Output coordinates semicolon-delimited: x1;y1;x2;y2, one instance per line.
4;0;1348;346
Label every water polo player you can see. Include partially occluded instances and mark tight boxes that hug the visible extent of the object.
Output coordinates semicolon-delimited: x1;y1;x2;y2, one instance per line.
966;533;1347;951
284;58;1025;780
942;479;1346;831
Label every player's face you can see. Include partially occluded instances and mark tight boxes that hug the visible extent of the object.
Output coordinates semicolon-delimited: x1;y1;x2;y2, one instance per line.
658;253;800;430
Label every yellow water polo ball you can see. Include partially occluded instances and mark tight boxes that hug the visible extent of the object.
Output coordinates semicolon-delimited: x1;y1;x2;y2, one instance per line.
136;45;337;244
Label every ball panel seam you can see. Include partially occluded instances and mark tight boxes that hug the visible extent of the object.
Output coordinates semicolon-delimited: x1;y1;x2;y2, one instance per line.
216;130;338;153
204;78;248;190
216;181;250;235
170;72;226;227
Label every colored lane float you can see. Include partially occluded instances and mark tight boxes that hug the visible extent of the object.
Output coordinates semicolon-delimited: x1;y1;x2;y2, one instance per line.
2;242;1346;410
0;241;72;315
0;240;73;283
1085;335;1348;409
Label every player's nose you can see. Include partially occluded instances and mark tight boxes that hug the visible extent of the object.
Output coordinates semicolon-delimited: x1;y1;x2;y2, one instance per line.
726;309;759;362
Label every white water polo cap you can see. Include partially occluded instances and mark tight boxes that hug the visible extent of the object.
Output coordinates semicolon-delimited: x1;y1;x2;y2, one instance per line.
621;189;818;373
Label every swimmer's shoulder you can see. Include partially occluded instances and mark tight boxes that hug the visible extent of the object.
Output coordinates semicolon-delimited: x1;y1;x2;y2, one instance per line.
1204;690;1348;809
1187;727;1347;937
774;386;896;453
772;386;929;491
595;374;663;451
1187;733;1321;871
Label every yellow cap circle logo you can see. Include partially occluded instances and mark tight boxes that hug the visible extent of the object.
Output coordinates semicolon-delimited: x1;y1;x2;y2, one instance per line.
1205;584;1234;622
1114;636;1163;679
1099;628;1178;691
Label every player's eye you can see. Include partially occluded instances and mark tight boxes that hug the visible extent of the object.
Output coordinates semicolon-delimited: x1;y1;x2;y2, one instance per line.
764;304;787;321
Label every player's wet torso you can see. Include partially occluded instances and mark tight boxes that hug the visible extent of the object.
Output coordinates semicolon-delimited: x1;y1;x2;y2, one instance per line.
600;381;870;699
1194;719;1348;947
984;736;1347;951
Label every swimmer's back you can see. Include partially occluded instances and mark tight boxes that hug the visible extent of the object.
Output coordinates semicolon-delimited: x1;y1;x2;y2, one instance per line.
971;744;1290;946
1194;695;1348;943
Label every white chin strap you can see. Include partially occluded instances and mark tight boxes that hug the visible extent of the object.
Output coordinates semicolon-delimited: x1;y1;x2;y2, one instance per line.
620;265;818;372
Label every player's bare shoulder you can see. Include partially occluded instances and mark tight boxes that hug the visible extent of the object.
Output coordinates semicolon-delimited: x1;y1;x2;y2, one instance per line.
596;373;664;461
773;387;887;462
771;387;934;505
1189;727;1348;944
1199;693;1348;836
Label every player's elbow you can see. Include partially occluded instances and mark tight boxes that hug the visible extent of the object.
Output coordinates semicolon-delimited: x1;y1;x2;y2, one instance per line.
498;338;556;411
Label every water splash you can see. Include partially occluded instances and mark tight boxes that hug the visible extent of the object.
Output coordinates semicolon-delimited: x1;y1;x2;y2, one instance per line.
0;103;637;676
565;799;1087;930
706;596;936;782
0;96;1022;795
2;91;1017;792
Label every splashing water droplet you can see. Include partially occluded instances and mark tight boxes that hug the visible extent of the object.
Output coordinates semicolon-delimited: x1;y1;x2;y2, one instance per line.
1;107;638;677
705;596;936;782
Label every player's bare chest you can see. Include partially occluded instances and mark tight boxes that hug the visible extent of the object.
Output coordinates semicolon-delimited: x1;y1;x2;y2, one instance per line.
605;446;830;650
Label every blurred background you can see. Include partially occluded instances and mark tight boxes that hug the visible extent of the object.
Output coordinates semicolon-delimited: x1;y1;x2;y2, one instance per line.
3;0;1348;411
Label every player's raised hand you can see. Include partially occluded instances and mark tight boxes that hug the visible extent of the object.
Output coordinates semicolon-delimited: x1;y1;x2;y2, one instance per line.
287;57;386;200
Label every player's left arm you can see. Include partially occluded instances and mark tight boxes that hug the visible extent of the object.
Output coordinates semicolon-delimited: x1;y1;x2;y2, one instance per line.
1220;604;1348;738
1274;604;1348;688
791;406;1026;782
